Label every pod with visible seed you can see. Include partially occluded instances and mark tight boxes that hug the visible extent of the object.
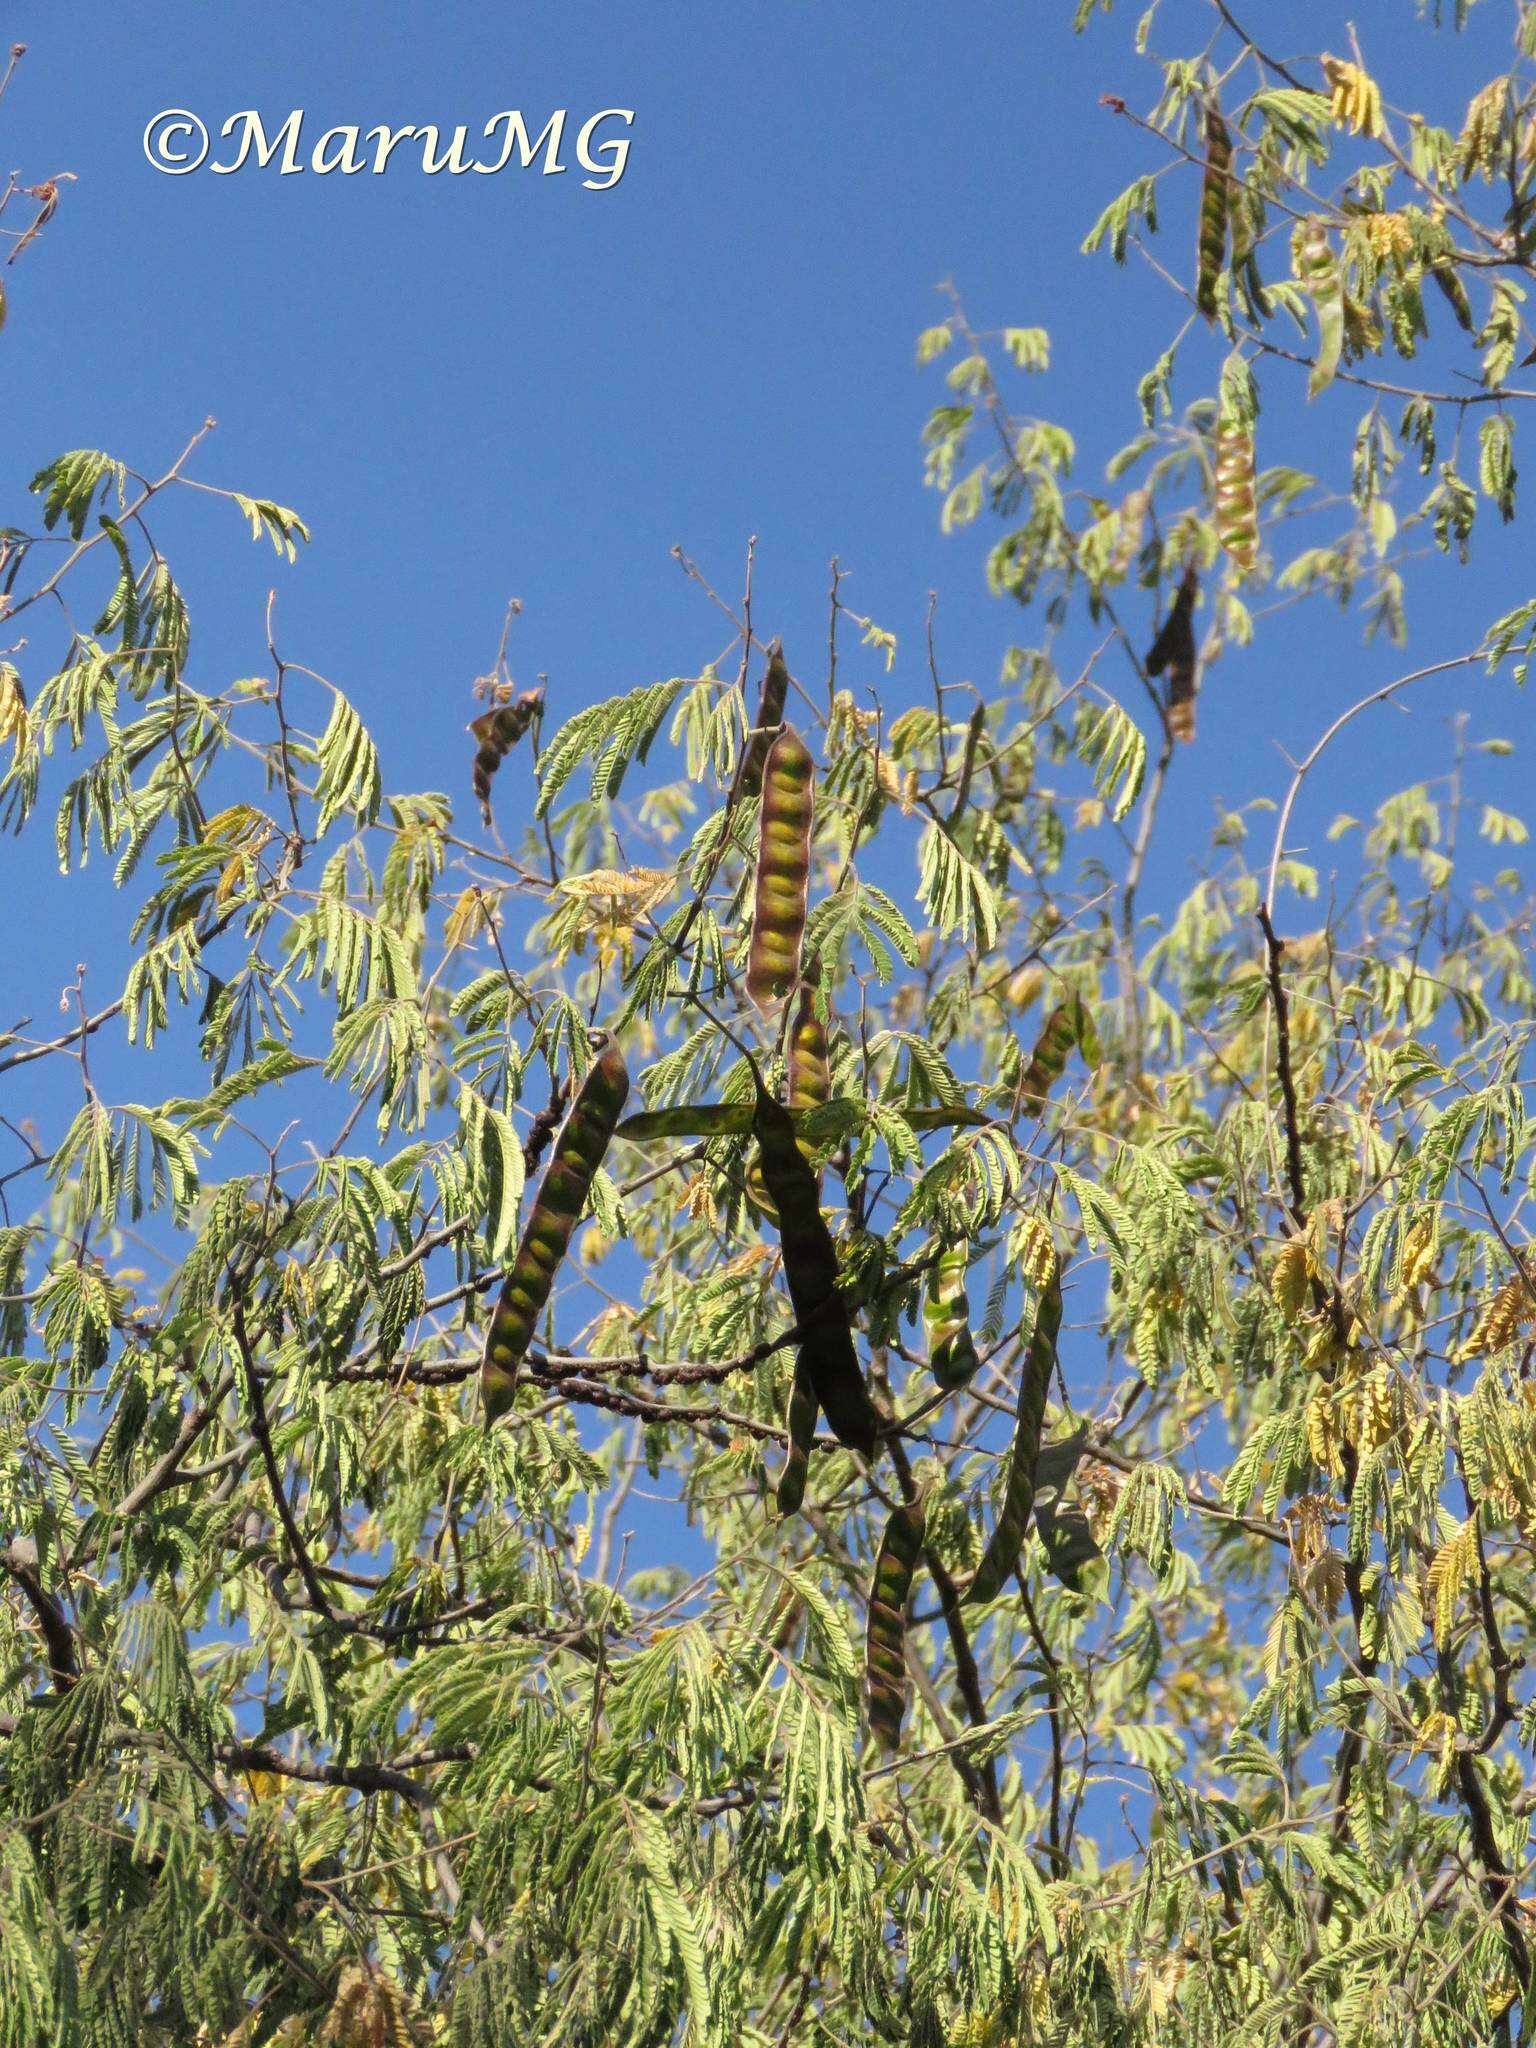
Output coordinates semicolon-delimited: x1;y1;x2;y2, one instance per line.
924;1245;980;1391
753;1087;877;1457
469;689;544;820
1293;218;1343;398
1213;420;1259;574
1196;104;1232;323
616;1100;983;1144
746;726;814;1012
746;974;834;1224
1430;263;1473;332
1145;564;1199;744
966;1267;1062;1606
735;640;790;802
775;1353;819;1515
1018;994;1096;1113
481;1037;629;1421
866;1495;926;1748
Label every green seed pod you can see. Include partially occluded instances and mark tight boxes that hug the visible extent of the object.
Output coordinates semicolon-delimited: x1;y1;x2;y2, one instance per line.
1019;993;1097;1112
1145;564;1199;745
924;1245;980;1392
1293;217;1343;398
966;1269;1062;1606
1032;1428;1104;1591
481;1037;629;1422
736;640;790;802
775;1353;819;1516
1429;262;1474;332
1196;104;1232;323
788;973;831;1111
866;1495;926;1749
746;974;833;1225
753;1089;877;1457
746;726;814;1012
1213;420;1258;574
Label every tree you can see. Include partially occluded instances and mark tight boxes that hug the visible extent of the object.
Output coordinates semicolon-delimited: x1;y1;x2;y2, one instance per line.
3;4;1536;2042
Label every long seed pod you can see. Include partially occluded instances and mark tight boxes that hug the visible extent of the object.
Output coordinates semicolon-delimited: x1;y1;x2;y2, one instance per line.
734;640;790;802
1018;993;1096;1112
866;1495;926;1748
1196;104;1233;323
966;1268;1063;1606
775;1352;819;1516
616;1100;983;1144
1294;218;1344;398
470;688;544;819
1145;564;1199;744
1032;1428;1104;1591
747;974;834;1223
753;1088;878;1456
788;972;831;1111
1429;262;1474;333
924;1245;980;1391
481;1037;629;1421
746;726;814;1012
1213;420;1259;574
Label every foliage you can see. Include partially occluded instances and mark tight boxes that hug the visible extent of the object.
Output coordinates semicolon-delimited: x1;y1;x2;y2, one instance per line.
3;7;1536;2045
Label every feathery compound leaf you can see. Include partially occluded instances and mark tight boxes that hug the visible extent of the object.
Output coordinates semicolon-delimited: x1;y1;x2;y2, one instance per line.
1075;699;1147;822
458;1085;526;1260
967;1262;1062;1606
1456;1270;1536;1360
866;1495;926;1748
747;726;815;1010
313;690;383;835
535;675;690;817
1322;55;1384;137
231;493;311;561
1196;104;1233;322
481;1036;629;1419
752;1083;878;1456
917;822;1000;950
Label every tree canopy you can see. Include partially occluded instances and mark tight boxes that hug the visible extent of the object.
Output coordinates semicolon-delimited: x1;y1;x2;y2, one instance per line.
4;5;1536;2043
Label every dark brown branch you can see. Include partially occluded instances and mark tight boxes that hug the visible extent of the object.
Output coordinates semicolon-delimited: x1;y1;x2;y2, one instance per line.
888;1436;1001;1824
1;1538;77;1691
231;1293;337;1624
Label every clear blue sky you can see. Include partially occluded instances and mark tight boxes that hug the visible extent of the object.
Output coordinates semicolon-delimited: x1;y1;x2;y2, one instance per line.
4;1;1529;1108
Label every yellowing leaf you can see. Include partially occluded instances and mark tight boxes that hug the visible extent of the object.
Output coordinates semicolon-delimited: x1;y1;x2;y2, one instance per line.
1322;56;1384;138
1457;1272;1536;1361
1426;1516;1478;1648
1272;1238;1311;1324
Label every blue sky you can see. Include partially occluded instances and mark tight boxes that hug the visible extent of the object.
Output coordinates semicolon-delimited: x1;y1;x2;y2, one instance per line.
6;4;1528;967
